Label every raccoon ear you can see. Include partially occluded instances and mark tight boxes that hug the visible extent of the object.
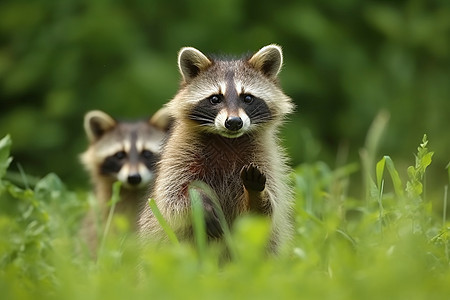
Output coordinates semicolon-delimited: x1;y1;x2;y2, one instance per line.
248;44;283;79
178;47;212;82
149;106;173;132
84;110;117;142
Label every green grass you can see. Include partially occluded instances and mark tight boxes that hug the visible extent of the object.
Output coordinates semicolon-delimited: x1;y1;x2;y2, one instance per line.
1;127;449;299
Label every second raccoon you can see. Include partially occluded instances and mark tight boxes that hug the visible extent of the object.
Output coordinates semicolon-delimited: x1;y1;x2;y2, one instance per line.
80;109;170;250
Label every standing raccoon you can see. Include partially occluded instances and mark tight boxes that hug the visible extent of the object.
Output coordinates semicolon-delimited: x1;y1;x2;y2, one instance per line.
139;45;295;251
80;109;170;251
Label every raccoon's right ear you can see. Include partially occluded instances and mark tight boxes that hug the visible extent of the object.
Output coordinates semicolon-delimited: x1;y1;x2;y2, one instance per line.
178;47;212;82
149;106;173;132
248;44;283;79
84;110;117;142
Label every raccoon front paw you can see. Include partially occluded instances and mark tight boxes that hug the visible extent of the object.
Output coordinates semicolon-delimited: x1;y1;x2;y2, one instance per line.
240;163;266;192
203;200;223;239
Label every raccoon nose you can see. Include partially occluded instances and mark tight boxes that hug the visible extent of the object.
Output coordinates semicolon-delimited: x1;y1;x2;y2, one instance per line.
225;116;243;131
127;173;142;185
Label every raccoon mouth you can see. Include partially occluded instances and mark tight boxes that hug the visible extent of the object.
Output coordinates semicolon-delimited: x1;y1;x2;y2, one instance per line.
202;125;246;138
117;170;154;189
122;181;146;189
218;130;245;138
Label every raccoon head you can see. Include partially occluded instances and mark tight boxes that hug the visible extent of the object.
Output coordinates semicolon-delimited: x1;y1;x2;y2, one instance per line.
81;109;169;189
168;44;294;138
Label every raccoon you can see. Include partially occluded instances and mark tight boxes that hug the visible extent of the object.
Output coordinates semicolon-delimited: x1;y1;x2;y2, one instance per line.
80;109;170;252
139;45;295;252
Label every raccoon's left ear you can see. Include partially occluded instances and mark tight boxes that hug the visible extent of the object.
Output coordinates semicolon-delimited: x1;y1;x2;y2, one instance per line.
178;47;212;83
149;106;173;132
84;110;117;142
248;44;283;79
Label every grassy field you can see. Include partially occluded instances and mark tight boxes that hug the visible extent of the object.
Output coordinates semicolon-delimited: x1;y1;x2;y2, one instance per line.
1;121;449;299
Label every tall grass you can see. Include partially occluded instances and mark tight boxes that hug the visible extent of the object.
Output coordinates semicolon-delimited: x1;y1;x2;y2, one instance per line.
0;123;449;299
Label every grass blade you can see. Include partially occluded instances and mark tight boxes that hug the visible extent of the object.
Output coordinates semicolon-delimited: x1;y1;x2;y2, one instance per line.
446;162;450;183
376;157;386;191
148;198;179;246
444;185;448;227
0;134;13;180
99;181;122;256
189;181;237;260
443;183;449;269
189;187;207;260
360;110;390;202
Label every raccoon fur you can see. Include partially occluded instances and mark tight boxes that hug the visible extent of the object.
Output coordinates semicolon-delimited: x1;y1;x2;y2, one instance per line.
139;45;295;252
80;109;170;252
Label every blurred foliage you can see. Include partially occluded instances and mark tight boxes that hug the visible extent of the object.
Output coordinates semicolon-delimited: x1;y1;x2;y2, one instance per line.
0;0;449;188
1;132;450;299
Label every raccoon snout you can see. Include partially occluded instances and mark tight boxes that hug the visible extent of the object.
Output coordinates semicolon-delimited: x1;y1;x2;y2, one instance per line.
225;116;243;131
127;173;142;185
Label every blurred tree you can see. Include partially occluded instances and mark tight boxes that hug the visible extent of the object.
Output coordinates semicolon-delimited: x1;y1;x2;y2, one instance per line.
0;0;449;188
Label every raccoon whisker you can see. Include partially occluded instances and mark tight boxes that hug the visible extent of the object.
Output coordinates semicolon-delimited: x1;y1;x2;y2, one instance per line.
191;110;217;118
197;109;217;117
247;102;270;118
190;115;214;122
253;112;272;122
248;105;272;122
246;104;261;116
190;107;217;118
189;111;215;118
189;114;215;124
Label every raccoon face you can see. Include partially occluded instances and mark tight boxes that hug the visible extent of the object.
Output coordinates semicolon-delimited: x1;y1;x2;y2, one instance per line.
81;110;169;189
171;44;294;138
99;142;160;188
188;89;271;138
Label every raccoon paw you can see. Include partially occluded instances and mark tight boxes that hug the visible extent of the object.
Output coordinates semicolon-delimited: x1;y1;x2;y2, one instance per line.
203;200;223;239
240;163;266;192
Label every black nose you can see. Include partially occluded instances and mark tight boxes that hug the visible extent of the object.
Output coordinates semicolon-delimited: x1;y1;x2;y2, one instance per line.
225;116;243;131
127;173;142;185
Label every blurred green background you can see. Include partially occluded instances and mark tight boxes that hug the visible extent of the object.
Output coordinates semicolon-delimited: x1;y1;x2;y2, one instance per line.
0;0;449;190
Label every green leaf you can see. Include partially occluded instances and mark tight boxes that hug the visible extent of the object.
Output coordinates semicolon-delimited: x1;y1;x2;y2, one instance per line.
407;165;415;180
34;173;65;201
376;156;403;198
418;152;433;174
420;134;428;149
384;156;404;197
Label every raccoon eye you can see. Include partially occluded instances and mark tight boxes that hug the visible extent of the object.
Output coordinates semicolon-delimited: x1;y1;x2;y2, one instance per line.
114;151;126;160
243;94;254;104
209;95;222;105
141;150;153;159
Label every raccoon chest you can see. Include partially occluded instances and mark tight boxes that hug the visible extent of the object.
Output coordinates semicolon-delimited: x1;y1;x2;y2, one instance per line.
186;134;255;217
195;134;255;175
